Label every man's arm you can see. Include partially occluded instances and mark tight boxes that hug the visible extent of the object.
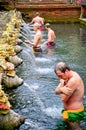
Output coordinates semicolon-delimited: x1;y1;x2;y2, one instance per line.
25;34;40;47
41;18;44;25
55;79;73;103
33;34;40;47
43;32;51;45
24;39;32;45
29;18;34;25
55;79;65;94
55;82;72;95
61;79;76;102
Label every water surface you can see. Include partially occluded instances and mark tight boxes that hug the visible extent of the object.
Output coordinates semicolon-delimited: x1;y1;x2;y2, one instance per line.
8;23;86;130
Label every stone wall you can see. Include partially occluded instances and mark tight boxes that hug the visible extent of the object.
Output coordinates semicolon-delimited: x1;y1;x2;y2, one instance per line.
16;4;81;23
0;1;81;23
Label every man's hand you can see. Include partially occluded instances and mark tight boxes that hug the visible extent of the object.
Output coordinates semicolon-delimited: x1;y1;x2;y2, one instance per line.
60;79;65;86
25;40;30;44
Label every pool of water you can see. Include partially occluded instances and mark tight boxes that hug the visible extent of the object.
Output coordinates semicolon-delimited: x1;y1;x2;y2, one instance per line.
7;23;86;130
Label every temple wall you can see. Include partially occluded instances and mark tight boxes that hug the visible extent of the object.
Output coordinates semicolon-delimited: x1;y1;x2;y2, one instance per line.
15;4;81;23
0;1;81;23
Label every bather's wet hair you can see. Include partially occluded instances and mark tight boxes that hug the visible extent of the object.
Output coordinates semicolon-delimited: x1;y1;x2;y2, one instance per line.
34;22;40;29
45;23;50;28
35;12;40;16
54;62;70;74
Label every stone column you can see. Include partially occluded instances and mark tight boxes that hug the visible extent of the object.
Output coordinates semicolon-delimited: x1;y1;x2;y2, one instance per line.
80;0;86;18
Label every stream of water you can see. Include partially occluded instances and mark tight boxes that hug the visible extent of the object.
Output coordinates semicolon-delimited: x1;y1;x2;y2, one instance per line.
7;23;86;130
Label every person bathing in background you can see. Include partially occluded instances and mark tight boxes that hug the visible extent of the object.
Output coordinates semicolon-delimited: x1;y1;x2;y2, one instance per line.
25;23;42;55
29;12;44;30
54;62;85;130
43;23;56;48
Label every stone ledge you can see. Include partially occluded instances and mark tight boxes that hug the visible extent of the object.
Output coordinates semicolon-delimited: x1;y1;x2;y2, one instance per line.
16;1;66;5
16;4;80;9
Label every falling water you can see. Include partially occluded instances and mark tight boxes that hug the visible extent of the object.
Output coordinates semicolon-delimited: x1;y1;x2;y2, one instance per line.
24;82;62;118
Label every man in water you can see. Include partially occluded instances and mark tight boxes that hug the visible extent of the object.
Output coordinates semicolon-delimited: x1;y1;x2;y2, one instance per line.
54;62;84;130
29;12;44;30
25;22;42;55
43;23;56;48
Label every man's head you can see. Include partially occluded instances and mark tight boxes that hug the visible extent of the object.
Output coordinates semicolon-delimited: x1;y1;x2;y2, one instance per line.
35;12;40;16
33;22;40;31
45;23;50;29
54;62;71;80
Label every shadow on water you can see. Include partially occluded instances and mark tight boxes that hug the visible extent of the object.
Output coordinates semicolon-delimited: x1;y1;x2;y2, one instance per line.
7;22;86;130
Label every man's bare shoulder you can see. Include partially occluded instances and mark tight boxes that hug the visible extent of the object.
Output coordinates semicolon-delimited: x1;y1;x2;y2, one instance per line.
48;29;53;34
32;17;37;21
67;71;83;89
49;29;55;34
35;31;42;39
72;71;82;82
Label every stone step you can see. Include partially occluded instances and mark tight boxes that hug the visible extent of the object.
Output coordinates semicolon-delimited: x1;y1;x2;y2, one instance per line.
16;1;66;6
15;3;80;9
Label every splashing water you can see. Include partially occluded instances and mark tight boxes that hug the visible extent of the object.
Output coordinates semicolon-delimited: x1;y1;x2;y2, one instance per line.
22;46;36;67
43;106;62;119
36;67;54;74
24;82;62;119
25;119;44;130
35;57;52;63
24;82;45;110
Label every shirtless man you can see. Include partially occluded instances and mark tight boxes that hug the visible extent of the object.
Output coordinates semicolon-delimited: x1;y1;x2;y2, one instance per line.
25;23;42;55
54;62;84;130
29;12;44;30
43;23;56;48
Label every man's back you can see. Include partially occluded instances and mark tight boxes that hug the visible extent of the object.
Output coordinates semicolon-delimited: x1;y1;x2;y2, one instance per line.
34;29;42;47
48;29;56;42
33;16;44;25
29;15;44;26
